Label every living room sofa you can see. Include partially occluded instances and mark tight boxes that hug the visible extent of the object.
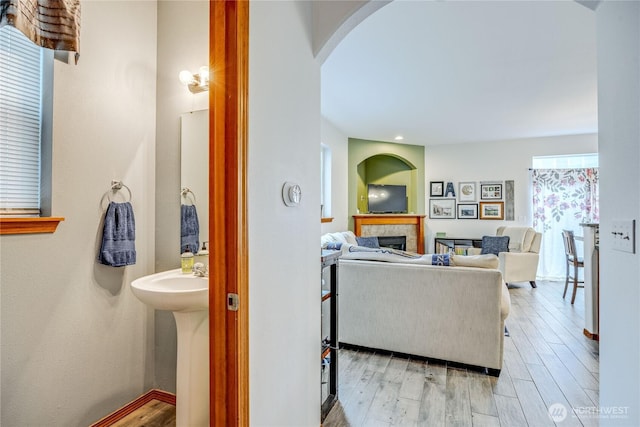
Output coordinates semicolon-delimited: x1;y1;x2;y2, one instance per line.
338;257;510;374
321;232;510;375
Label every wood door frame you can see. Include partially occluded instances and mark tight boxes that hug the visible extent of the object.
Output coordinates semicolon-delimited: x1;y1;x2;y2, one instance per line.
209;1;249;425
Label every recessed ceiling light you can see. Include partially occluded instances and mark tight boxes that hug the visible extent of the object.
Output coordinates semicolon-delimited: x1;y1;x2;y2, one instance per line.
394;135;404;141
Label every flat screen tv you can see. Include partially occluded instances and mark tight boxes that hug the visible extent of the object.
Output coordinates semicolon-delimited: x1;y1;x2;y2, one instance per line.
367;184;407;214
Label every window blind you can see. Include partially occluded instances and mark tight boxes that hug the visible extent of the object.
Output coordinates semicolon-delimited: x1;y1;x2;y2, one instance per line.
0;26;42;215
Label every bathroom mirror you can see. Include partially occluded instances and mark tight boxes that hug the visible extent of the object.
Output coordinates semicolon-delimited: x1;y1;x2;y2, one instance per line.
180;109;209;253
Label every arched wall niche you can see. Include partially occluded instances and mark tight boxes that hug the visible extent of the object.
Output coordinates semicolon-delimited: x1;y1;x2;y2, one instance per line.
356;153;418;214
348;138;425;230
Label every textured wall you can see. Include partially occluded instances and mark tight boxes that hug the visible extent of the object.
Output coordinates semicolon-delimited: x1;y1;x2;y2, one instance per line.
249;1;322;424
0;2;157;425
597;1;640;424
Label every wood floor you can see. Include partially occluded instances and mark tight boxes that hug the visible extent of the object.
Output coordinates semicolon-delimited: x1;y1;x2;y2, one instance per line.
109;399;175;427
104;280;598;427
324;280;600;427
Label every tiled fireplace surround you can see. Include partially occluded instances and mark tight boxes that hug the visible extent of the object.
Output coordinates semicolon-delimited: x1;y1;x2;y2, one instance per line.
352;215;426;254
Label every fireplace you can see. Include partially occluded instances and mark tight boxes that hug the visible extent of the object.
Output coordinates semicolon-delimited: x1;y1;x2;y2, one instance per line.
377;235;406;251
353;214;426;254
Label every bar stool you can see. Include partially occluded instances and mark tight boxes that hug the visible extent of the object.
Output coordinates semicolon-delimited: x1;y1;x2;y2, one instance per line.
561;229;584;304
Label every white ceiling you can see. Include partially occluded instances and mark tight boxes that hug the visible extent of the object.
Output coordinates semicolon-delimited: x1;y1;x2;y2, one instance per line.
321;0;597;146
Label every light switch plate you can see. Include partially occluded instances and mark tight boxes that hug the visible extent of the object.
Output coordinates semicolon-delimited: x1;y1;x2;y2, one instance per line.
611;219;636;253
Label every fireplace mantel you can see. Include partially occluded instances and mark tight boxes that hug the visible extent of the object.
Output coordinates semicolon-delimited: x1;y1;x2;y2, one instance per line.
353;214;426;254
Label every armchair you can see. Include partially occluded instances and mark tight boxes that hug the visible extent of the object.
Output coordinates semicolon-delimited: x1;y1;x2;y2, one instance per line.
496;226;542;288
470;226;542;288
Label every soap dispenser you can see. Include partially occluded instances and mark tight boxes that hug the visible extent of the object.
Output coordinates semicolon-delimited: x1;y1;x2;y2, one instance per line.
181;246;194;273
195;241;209;265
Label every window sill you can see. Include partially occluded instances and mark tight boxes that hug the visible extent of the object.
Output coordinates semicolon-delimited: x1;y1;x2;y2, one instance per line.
321;217;334;223
0;217;65;235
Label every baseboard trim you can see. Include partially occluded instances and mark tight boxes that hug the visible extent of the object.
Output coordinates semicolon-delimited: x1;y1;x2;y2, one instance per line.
90;389;176;427
583;328;599;341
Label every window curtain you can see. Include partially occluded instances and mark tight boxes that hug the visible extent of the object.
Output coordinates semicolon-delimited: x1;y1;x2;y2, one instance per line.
532;168;599;279
0;0;80;62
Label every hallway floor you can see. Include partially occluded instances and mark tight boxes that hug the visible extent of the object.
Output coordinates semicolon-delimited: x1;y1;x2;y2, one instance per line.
324;280;599;427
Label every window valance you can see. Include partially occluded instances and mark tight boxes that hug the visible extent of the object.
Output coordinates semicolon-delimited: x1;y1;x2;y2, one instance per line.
0;0;80;62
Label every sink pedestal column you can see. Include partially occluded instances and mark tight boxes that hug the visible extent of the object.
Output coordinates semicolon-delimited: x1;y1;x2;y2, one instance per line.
173;310;209;427
129;270;209;427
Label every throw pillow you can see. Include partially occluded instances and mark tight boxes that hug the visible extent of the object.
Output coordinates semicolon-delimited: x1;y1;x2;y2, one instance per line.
428;253;451;266
480;235;510;256
355;236;380;248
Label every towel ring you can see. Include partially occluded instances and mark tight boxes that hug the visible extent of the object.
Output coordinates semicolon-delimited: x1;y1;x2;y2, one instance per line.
109;180;132;202
181;187;196;204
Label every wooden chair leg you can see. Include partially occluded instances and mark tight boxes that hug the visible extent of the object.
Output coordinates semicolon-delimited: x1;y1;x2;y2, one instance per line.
571;264;579;304
530;281;537;288
563;263;569;298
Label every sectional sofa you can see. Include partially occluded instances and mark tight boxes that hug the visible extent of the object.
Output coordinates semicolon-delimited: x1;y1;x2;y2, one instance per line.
321;231;511;375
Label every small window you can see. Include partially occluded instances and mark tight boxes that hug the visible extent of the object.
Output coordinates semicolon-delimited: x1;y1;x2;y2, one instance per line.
0;26;53;217
321;144;332;218
532;153;598;169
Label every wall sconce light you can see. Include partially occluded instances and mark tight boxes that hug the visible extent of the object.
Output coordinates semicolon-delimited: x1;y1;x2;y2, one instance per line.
179;66;210;93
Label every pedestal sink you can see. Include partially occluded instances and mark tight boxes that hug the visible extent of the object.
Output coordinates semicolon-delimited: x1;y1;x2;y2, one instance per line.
131;269;209;427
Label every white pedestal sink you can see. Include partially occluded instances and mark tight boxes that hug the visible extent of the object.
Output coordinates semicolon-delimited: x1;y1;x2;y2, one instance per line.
131;269;209;427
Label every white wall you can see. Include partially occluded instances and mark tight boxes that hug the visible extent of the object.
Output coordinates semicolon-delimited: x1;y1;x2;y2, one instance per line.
312;0;391;64
424;133;598;252
0;2;157;425
597;1;640;424
321;117;349;233
249;1;321;425
155;0;209;393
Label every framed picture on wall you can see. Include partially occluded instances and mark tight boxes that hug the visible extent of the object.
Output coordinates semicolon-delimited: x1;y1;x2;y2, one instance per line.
479;201;504;220
430;181;444;197
429;198;456;219
480;183;503;200
457;203;478;219
458;182;476;202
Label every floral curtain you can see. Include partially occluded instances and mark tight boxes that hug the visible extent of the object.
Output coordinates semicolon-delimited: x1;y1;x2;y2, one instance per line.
532;168;599;279
0;0;80;62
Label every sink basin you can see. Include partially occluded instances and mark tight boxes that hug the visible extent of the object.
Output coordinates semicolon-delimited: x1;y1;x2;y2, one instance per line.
131;268;208;312
130;268;210;426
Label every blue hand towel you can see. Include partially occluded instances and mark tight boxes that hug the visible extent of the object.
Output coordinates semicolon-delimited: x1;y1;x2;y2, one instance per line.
98;201;137;267
181;204;200;254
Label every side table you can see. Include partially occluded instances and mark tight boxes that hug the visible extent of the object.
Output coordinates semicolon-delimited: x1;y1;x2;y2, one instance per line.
321;249;340;420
